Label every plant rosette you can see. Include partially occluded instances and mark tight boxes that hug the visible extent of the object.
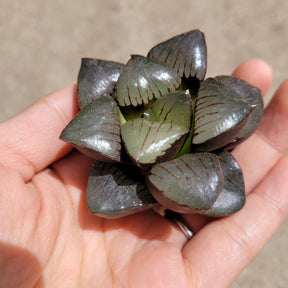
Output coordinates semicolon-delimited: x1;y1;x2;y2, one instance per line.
60;30;263;219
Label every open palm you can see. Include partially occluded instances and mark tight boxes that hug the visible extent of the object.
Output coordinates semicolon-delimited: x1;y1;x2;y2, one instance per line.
1;59;288;288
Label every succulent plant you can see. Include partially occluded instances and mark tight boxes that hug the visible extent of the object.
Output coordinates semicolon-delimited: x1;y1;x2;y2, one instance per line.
60;30;263;219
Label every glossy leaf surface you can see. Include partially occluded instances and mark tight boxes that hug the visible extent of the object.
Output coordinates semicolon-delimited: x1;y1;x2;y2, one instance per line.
147;30;207;81
143;91;193;130
147;153;223;213
215;75;263;149
59;30;262;219
116;55;181;107
203;151;245;216
121;118;189;167
77;58;124;109
86;162;157;218
60;96;121;161
192;77;252;152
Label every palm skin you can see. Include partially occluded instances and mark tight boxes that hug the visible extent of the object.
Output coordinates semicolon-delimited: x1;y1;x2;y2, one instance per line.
1;59;288;288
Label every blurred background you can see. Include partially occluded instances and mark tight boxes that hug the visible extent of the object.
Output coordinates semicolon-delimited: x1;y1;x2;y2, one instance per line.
1;0;287;286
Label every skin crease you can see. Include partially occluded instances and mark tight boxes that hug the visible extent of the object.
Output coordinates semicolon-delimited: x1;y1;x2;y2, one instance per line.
0;59;288;288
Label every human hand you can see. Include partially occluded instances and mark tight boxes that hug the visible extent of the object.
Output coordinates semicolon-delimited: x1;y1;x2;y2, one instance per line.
0;59;287;288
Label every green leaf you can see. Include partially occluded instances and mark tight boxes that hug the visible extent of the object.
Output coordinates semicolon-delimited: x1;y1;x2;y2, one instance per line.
86;162;157;218
77;58;124;109
116;55;181;107
203;151;245;216
120;105;148;121
215;75;263;149
147;153;224;213
60;96;121;162
147;30;207;81
192;77;252;152
121;118;189;168
143;91;193;130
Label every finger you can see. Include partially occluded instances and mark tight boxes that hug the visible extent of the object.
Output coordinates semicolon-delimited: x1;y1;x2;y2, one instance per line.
232;78;288;193
182;156;288;288
232;58;273;96
0;83;78;181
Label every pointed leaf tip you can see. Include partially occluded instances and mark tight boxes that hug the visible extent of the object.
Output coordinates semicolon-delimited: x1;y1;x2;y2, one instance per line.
77;58;124;109
215;75;263;149
148;30;207;81
116;55;181;107
203;151;245;216
60;96;121;162
192;77;252;152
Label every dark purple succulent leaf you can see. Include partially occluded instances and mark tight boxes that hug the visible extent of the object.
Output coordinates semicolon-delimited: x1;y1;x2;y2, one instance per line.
215;75;263;149
192;77;252;152
147;30;207;81
116;55;181;107
77;58;124;109
60;96;121;162
146;153;224;213
121;118;189;169
202;151;245;216
86;161;157;218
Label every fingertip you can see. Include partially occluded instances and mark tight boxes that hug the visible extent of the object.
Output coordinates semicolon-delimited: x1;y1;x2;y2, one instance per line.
42;82;79;124
232;59;273;96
